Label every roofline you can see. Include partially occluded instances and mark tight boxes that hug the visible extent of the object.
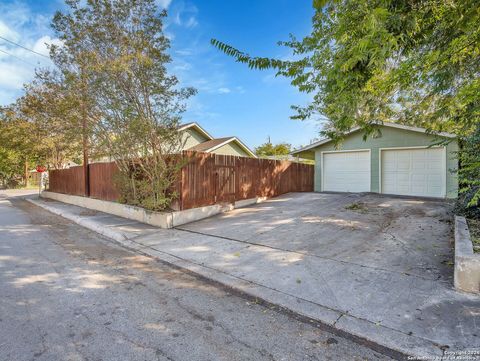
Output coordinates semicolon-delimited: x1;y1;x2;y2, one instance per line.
178;122;214;140
291;122;456;155
204;137;258;158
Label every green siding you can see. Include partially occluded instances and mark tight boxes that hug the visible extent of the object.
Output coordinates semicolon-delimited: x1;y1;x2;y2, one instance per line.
182;128;210;149
311;126;458;198
212;141;251;157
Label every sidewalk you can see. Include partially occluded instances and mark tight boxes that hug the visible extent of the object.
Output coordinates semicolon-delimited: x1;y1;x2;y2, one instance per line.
26;195;480;360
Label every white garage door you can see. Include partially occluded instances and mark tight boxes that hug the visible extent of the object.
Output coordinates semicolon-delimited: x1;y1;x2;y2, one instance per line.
323;151;370;192
381;148;445;198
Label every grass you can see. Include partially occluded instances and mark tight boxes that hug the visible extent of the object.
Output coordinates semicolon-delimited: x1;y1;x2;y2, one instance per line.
345;202;368;213
467;218;480;253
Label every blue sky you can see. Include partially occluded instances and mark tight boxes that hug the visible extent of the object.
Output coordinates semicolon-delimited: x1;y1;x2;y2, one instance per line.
0;0;323;149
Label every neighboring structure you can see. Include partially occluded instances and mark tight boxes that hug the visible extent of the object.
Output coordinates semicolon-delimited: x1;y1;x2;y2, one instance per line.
291;122;458;198
179;122;256;158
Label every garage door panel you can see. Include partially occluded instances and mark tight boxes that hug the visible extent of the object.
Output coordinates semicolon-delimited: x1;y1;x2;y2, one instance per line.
323;151;370;192
381;148;445;198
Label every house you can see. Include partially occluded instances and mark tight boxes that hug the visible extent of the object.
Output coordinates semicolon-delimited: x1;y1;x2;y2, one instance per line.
179;122;256;158
291;122;458;199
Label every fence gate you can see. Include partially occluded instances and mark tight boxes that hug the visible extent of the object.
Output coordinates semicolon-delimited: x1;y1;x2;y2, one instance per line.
214;155;236;204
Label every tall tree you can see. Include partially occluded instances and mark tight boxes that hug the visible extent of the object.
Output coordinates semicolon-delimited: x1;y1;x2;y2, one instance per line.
50;0;196;210
212;0;480;209
0;107;33;188
17;71;83;169
212;0;479;140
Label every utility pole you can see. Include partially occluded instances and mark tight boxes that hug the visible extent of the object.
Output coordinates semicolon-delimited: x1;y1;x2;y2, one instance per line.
81;61;90;197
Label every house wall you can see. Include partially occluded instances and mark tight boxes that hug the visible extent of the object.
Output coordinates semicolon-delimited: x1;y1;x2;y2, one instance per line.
312;126;458;198
182;128;210;150
212;142;251;157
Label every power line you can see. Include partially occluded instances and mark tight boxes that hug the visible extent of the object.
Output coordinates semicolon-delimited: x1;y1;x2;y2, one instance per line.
0;35;50;59
0;48;39;67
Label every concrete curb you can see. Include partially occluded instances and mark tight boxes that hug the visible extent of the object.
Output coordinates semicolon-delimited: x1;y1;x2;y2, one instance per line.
454;216;480;294
40;191;267;229
27;196;445;360
27;198;128;243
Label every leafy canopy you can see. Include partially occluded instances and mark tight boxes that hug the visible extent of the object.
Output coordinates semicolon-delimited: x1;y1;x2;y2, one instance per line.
255;141;291;157
50;0;196;210
212;0;480;140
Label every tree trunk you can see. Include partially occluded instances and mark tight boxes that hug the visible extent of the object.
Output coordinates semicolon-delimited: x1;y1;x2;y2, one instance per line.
24;159;28;187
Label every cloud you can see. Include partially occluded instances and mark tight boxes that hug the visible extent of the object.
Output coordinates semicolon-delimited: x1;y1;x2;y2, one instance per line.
184;16;198;28
0;20;19;40
185;96;220;121
156;0;172;9
169;1;198;28
32;35;63;56
0;2;57;105
175;48;193;56
0;62;31;89
218;87;231;94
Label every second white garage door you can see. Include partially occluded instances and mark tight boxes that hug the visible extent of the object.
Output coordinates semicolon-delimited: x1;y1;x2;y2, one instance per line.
322;151;370;192
381;147;446;198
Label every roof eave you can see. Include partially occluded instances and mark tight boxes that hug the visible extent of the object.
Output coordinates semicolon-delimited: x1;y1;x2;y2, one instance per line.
207;137;257;158
178;122;214;140
291;122;456;155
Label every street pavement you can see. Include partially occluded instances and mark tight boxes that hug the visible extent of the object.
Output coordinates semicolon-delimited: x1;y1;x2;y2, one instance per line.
0;190;391;361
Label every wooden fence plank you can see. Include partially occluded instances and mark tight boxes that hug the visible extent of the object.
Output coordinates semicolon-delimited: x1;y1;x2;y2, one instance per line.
89;162;120;201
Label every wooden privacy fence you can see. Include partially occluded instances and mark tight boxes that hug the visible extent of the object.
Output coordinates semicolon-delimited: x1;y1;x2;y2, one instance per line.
48;151;314;210
49;166;86;196
179;151;314;209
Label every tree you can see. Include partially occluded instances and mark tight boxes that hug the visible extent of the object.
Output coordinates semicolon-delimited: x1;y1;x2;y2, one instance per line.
255;141;291;157
16;71;83;169
212;0;479;140
0;106;37;187
212;0;480;209
0;112;25;188
51;0;196;210
457;123;480;217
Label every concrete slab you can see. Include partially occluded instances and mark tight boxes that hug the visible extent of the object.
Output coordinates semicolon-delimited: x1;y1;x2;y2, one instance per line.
172;193;480;356
26;192;480;359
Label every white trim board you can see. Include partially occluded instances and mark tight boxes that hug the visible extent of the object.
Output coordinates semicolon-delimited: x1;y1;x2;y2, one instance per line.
205;137;257;158
178;122;214;140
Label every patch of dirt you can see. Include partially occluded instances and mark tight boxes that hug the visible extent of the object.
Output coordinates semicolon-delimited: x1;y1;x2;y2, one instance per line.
467;218;480;253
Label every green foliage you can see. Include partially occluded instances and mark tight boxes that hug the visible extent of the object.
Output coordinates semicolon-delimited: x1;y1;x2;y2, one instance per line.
50;0;195;210
18;72;83;168
113;157;183;211
0;144;23;188
212;0;480;140
0;69;84;187
255;141;291;157
456;124;480;218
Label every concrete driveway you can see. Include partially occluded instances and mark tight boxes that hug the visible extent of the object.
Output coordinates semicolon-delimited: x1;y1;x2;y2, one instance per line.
139;192;479;358
29;192;480;358
179;192;454;282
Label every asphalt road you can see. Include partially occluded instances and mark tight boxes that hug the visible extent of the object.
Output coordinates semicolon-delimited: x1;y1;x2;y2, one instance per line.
0;191;391;361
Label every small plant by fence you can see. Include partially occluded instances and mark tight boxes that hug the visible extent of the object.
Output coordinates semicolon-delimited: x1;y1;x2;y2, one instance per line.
48;151;314;210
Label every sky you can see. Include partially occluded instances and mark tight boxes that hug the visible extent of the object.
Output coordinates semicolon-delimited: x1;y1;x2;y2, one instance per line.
0;0;324;150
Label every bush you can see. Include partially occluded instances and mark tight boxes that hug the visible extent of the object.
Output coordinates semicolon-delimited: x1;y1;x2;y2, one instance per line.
114;155;184;212
456;124;480;219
